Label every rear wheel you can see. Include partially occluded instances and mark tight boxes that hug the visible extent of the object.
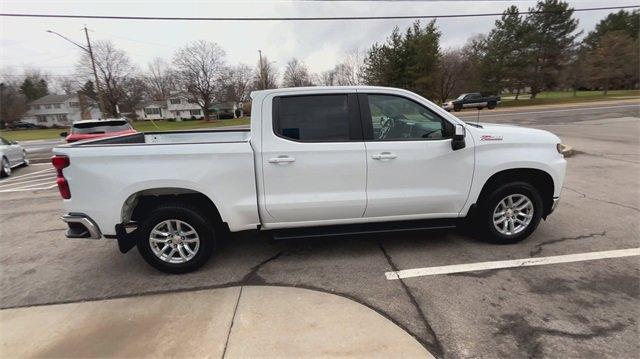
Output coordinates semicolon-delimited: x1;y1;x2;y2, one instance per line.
136;203;216;273
1;157;11;178
475;182;543;244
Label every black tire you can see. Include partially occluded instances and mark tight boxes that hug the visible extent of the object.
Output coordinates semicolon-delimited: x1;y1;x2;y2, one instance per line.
136;202;216;273
487;101;497;109
475;182;543;244
0;157;10;178
453;104;462;112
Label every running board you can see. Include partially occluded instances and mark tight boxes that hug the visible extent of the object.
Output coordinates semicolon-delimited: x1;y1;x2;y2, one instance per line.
272;218;457;240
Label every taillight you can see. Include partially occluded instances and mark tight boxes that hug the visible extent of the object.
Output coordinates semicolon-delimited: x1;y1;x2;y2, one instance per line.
51;155;71;199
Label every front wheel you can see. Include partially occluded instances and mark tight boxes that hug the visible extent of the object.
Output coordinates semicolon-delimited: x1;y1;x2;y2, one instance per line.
487;101;497;109
476;182;543;244
136;203;216;273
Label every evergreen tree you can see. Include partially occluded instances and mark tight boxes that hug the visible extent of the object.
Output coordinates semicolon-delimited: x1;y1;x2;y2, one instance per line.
583;9;640;49
19;76;48;101
524;0;580;98
362;21;441;99
481;6;530;96
79;80;97;99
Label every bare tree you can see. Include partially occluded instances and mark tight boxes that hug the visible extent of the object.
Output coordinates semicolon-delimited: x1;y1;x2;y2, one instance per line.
438;48;466;103
318;69;337;86
253;55;278;90
282;58;314;87
78;40;137;117
173;40;226;121
220;64;253;108
145;57;175;101
55;77;80;95
334;49;365;85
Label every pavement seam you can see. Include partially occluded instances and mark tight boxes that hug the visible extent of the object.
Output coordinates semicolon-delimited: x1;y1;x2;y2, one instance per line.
377;239;444;358
563;186;640;212
529;231;607;257
221;286;243;359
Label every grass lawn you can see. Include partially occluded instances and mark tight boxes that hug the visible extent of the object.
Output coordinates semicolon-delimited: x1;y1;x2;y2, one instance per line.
0;117;251;142
499;89;639;108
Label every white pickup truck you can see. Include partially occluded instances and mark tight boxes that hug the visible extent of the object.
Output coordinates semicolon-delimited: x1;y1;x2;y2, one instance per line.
53;86;566;273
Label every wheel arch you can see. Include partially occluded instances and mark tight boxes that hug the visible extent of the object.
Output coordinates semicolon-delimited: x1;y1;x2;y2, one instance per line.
476;168;555;218
121;187;224;228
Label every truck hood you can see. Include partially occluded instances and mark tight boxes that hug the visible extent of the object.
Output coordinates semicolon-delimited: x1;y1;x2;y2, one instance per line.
467;122;561;144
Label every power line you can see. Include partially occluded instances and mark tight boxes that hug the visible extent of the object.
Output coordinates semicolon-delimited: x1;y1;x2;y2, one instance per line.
0;5;637;22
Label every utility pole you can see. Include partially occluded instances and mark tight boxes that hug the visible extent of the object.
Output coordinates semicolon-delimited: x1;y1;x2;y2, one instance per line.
47;28;107;117
258;49;266;90
83;26;107;117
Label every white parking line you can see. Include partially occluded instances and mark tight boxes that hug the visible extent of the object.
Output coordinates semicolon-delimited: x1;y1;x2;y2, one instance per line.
457;104;640;118
0;167;53;180
0;184;57;193
0;176;56;188
385;248;640;280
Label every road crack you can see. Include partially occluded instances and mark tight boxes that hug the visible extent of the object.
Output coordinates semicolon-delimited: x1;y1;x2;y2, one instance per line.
221;286;243;359
377;240;444;358
563;186;640;212
529;231;606;257
496;313;627;357
240;250;286;285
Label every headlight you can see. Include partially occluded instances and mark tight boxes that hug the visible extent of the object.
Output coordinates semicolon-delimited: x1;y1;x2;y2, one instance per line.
556;143;565;154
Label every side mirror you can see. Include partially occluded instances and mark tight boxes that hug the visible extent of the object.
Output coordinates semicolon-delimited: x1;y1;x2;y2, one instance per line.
60;132;68;138
451;124;466;151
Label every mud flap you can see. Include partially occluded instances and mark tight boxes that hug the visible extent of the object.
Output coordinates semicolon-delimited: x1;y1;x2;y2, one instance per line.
116;223;138;254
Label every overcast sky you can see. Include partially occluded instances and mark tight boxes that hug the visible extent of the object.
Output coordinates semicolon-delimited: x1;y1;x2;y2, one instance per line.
1;0;638;82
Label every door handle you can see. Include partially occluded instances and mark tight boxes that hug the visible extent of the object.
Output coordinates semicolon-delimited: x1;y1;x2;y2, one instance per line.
372;152;397;160
268;155;296;164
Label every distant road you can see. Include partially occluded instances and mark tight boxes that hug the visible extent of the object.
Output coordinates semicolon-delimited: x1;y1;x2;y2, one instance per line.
456;102;639;126
18;139;64;164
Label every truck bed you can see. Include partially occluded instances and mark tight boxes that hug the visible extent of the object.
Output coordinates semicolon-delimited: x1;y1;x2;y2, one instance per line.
64;129;251;147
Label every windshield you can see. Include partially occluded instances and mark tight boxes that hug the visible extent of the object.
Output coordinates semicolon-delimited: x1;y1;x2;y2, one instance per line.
456;94;468;100
71;121;131;134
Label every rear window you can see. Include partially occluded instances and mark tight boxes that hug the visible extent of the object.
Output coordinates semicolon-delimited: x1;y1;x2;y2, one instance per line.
274;95;350;142
72;120;131;134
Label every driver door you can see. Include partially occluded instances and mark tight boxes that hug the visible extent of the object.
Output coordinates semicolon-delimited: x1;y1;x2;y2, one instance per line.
359;93;474;218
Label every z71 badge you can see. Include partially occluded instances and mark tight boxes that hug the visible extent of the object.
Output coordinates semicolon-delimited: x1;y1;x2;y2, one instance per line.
480;135;503;141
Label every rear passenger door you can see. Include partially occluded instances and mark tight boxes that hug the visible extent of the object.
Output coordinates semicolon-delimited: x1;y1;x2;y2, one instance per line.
261;92;367;223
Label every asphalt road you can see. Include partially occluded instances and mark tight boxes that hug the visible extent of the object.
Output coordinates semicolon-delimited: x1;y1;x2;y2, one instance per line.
1;101;639;358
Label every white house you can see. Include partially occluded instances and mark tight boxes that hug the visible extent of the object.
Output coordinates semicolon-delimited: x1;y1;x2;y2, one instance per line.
135;100;169;120
135;93;242;121
21;93;102;128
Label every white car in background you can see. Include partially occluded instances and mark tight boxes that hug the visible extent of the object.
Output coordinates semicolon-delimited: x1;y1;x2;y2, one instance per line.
0;137;29;177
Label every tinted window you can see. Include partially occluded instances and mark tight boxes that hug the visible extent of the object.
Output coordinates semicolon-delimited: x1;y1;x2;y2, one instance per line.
366;95;452;141
275;95;350;141
72;120;131;134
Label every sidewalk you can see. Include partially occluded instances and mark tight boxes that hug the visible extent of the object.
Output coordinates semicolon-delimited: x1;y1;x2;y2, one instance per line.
1;286;432;358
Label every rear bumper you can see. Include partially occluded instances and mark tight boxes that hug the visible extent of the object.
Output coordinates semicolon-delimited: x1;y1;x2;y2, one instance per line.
61;214;102;239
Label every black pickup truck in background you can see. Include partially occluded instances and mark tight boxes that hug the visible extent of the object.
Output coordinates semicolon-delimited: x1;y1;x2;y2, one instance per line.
443;93;501;112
